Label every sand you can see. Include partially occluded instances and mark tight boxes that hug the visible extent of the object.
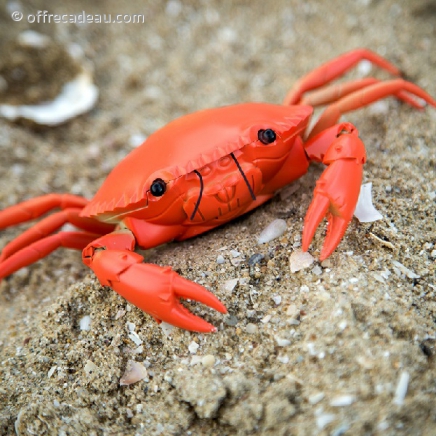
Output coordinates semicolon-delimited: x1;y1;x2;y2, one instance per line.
0;0;435;435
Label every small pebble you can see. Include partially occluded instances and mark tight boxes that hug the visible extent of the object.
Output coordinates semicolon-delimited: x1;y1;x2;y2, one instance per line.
246;323;258;334
188;341;199;354
330;395;355;407
272;295;282;305
222;278;238;293
248;253;264;266
308;392;325;405
393;371;409;405
290;250;315;273
258;219;287;244
79;315;91;331
224;315;239;326
275;337;291;347
84;360;98;375
120;361;148;386
201;355;216;367
216;255;225;264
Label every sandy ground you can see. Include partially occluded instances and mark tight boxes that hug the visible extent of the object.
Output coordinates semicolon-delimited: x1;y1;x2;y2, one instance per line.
0;0;435;435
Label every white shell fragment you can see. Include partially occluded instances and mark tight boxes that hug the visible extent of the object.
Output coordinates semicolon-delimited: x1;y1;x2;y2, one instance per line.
84;360;98;375
17;30;51;48
330;395;355;407
257;219;287;244
188;341;200;354
354;183;383;223
391;260;420;279
79;315;91;331
120;360;148;386
221;278;238;293
393;371;410;405
289;249;315;273
0;71;98;126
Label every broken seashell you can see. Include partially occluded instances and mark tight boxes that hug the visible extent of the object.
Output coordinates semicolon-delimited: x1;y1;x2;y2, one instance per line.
0;31;98;126
119;360;148;386
354;183;383;223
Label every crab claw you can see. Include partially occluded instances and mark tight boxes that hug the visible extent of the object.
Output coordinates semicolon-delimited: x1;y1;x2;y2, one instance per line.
302;132;365;260
86;249;227;332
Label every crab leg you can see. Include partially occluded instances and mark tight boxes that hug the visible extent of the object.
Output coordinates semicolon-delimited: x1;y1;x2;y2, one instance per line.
302;123;366;260
0;231;100;280
309;79;436;138
283;48;401;105
0;194;89;229
0;208;115;263
82;230;227;332
300;78;421;109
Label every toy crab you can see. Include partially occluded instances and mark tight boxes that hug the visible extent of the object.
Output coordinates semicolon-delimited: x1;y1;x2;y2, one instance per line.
1;49;435;332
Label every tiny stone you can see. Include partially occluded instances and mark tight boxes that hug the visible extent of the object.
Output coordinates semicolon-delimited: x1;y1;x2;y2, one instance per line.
308;392;325;404
272;295;282;305
222;278;238;293
312;265;322;275
224;315;239;326
216;255;225;264
245;323;258;334
79;315;91;331
258;219;287;244
248;253;264;266
261;314;272;323
230;249;241;258
290;249;315;273
330;395;355;407
201;355;216;367
84;360;98;375
275;337;291;347
188;341;199;354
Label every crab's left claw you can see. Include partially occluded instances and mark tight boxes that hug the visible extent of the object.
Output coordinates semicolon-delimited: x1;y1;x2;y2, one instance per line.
302;129;366;260
83;230;227;333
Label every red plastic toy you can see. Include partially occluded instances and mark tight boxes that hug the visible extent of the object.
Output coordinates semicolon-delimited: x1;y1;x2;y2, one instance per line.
1;49;435;332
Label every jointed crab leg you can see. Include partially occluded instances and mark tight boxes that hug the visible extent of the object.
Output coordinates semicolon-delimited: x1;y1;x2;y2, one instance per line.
0;194;89;229
82;230;227;332
283;48;401;105
0;208;115;262
0;231;100;280
300;77;422;109
309;78;436;138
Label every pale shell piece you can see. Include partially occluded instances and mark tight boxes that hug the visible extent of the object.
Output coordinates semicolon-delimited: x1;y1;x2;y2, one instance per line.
330;395;355;407
84;360;98;375
0;71;98;126
119;360;148;386
17;30;50;48
393;371;410;405
257;219;287;244
391;260;420;279
354;183;383;223
289;249;315;273
188;341;199;354
221;278;238;293
79;315;91;331
201;355;216;367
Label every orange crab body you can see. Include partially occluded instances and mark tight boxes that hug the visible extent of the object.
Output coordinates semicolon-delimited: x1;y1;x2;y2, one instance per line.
85;104;312;240
1;49;435;332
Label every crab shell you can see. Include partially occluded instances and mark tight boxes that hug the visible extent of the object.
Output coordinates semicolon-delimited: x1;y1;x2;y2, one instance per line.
81;103;313;222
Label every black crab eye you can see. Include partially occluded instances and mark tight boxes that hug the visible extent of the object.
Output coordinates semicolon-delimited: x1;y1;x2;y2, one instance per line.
150;178;166;197
258;129;276;144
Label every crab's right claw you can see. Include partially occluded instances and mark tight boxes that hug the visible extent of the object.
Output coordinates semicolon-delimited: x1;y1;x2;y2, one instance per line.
85;248;227;333
302;132;366;260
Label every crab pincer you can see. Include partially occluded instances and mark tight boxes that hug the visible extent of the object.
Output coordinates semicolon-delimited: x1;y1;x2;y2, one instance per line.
302;125;365;260
82;230;227;332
